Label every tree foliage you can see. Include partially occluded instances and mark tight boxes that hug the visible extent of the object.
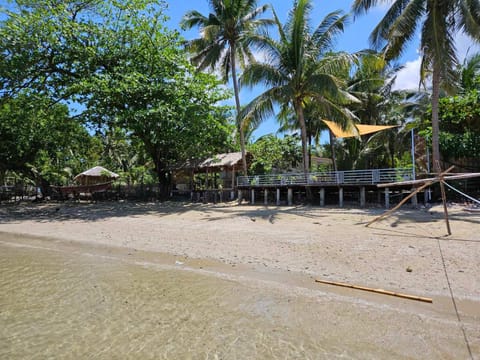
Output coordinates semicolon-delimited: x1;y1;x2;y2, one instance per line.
248;134;302;174
241;0;358;178
0;0;234;196
181;0;273;175
0;93;99;188
352;0;480;170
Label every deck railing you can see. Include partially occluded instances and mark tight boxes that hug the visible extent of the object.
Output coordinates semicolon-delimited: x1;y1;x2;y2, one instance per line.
237;168;413;187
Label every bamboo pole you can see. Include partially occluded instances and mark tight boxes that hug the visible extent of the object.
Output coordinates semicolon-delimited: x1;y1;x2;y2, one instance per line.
366;166;454;227
377;172;480;188
315;279;433;303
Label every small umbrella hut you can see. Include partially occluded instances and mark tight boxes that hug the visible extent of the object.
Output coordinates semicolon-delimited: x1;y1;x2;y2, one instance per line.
73;166;119;185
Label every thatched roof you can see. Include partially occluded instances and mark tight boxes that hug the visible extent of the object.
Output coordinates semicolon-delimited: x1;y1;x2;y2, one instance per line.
74;166;119;182
198;152;246;169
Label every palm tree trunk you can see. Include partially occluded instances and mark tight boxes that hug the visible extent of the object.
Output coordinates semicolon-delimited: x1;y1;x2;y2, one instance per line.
295;102;310;175
230;45;248;175
431;64;441;172
329;130;338;173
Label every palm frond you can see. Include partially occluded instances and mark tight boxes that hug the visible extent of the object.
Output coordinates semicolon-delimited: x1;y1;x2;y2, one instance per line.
458;0;480;41
311;11;348;53
382;0;424;59
240;62;285;88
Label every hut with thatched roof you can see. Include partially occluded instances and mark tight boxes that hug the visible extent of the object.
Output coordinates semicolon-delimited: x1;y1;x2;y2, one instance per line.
173;152;251;193
74;166;119;186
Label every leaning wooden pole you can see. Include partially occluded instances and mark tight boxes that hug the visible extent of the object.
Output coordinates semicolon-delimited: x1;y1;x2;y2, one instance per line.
366;166;454;227
366;180;434;227
315;279;433;303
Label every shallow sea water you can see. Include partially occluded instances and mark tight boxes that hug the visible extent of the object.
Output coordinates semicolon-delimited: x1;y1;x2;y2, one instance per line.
0;236;476;359
0;240;350;359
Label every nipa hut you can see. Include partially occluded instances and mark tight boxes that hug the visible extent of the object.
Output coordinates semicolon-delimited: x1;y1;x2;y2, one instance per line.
73;166;120;186
174;152;251;192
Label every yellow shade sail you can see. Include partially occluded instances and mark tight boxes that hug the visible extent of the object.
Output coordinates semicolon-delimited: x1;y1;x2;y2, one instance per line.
323;120;398;138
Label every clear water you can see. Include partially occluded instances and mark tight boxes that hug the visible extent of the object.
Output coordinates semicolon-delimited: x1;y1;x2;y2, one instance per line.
0;236;473;359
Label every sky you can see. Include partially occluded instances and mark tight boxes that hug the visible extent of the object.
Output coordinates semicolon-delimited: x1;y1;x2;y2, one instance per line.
164;0;478;142
164;1;411;141
1;0;476;142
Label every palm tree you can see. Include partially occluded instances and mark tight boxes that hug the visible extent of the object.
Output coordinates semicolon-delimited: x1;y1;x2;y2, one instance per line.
240;0;358;176
352;0;480;172
181;0;272;175
459;52;480;91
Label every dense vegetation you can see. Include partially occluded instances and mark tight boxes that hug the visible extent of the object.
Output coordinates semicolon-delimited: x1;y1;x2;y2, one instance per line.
1;0;479;200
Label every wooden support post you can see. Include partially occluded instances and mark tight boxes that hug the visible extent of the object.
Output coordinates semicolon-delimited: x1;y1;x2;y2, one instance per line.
385;188;390;209
360;186;366;208
264;189;268;205
287;188;293;206
276;188;280;206
439;180;451;235
411;188;418;208
251;189;255;205
367;166;454;228
319;188;325;207
238;190;242;204
339;187;344;208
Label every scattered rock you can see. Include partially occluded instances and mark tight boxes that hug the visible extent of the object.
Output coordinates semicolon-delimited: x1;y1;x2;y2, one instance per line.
406;266;413;272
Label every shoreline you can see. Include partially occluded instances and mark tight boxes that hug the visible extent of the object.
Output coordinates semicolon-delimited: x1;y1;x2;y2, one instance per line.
1;201;479;299
1;201;479;358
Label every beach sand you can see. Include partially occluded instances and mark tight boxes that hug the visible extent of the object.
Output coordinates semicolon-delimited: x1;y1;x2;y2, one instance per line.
1;200;479;358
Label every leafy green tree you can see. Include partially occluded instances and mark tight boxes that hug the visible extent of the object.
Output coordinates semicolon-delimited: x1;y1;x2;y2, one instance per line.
1;0;235;198
241;0;358;178
248;134;302;174
0;0;110;102
81;10;234;198
352;0;480;171
181;0;272;175
0;93;99;192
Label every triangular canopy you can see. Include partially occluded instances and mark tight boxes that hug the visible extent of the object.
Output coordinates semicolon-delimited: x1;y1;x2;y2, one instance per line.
74;166;119;185
323;120;397;139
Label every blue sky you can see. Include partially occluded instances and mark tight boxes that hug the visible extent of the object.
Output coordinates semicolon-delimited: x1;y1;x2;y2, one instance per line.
165;1;478;142
164;1;416;141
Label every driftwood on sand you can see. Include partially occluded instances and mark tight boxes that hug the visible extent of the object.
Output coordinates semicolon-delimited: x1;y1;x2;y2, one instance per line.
315;278;433;303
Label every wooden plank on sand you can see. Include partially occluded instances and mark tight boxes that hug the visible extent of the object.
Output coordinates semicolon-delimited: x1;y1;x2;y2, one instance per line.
315;279;433;303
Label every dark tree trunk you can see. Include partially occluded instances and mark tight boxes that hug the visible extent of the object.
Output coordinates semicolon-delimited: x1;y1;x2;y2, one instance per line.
230;43;248;175
329;130;338;173
431;63;441;172
155;163;171;200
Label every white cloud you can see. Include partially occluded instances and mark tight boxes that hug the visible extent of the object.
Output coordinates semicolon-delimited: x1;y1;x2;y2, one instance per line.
455;32;480;63
392;57;422;91
392;32;479;91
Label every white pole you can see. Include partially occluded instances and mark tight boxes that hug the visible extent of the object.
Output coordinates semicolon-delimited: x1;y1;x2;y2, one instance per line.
411;129;416;180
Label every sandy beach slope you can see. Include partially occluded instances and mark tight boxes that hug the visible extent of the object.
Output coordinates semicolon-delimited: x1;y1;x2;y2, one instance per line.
1;201;479;358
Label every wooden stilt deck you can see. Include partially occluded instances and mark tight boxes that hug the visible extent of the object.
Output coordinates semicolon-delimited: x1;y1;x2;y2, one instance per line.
236;168;417;208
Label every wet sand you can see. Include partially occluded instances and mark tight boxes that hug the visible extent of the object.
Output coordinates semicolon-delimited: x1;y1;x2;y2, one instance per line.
1;201;479;358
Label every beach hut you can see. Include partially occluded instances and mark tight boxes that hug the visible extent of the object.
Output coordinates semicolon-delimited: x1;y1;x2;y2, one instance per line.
73;166;120;186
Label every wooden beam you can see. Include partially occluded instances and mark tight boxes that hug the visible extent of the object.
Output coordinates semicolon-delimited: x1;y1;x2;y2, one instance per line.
315;278;432;303
366;166;454;227
378;170;479;188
